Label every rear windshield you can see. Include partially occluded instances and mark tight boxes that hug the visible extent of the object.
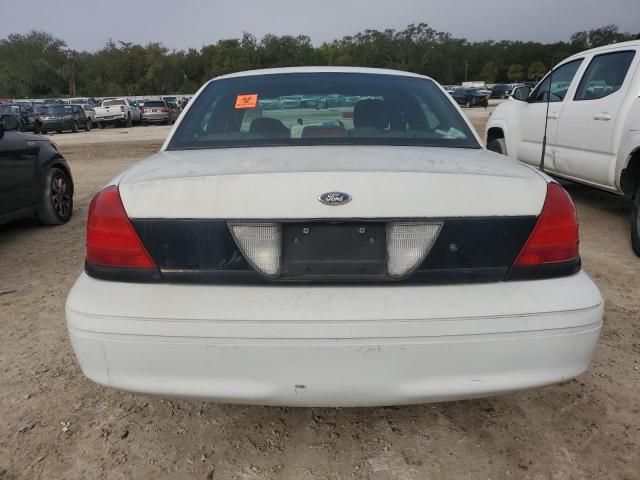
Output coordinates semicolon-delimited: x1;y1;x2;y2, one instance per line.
103;99;125;106
168;73;479;150
144;101;166;107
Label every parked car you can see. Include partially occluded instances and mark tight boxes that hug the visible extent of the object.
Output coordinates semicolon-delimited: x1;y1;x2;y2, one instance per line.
140;100;172;125
66;67;603;407
40;104;90;134
0;102;38;132
94;98;141;128
490;83;511;99
167;101;180;122
0;114;74;226
452;88;489;107
486;40;640;255
81;104;96;127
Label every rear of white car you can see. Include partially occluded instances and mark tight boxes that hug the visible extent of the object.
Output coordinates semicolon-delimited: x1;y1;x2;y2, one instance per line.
66;67;602;407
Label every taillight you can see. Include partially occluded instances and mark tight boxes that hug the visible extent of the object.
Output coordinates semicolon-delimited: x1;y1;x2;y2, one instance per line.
161;107;169;113
120;106;125;112
86;186;156;269
142;108;148;113
514;183;579;266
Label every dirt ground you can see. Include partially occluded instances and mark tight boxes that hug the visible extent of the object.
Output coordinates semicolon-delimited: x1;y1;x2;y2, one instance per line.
1;112;639;480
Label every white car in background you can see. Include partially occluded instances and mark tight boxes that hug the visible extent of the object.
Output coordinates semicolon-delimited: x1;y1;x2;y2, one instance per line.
81;104;96;128
486;41;640;254
66;67;603;407
94;97;141;128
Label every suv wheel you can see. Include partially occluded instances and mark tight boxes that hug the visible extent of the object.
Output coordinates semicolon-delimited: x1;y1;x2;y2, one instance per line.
85;119;92;131
36;167;73;225
72;121;78;133
487;138;507;155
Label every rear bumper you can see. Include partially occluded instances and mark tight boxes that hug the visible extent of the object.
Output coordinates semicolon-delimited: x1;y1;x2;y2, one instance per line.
96;114;127;123
41;120;67;130
66;272;603;406
142;113;169;122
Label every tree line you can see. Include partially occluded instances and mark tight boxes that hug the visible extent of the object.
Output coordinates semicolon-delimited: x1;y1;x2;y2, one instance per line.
0;24;637;98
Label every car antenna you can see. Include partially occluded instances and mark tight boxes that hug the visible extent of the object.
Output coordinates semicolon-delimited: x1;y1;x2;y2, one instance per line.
539;67;553;172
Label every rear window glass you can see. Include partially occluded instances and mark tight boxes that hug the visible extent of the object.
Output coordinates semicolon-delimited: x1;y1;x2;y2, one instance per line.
103;99;125;106
168;73;479;150
144;101;166;107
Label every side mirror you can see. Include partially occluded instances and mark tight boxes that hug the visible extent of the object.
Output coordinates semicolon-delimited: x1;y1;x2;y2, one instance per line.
0;114;19;133
511;86;531;101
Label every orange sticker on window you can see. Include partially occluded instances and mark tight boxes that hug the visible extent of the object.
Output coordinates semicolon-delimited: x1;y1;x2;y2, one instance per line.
235;94;259;109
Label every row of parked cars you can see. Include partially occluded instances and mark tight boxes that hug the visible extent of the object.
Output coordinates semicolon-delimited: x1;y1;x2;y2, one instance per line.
0;96;189;134
443;82;539;108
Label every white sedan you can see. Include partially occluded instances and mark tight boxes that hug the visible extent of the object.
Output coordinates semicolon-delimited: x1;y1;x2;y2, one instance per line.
66;67;603;407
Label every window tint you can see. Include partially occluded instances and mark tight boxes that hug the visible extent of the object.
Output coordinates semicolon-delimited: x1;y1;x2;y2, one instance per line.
103;99;125;107
574;51;636;101
530;59;583;103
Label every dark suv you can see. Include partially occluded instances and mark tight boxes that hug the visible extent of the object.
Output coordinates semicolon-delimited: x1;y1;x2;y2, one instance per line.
490;84;511;99
0;114;74;226
40;104;91;134
0;103;38;132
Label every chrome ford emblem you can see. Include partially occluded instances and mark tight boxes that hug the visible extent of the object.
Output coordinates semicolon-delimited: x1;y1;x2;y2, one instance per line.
319;192;351;206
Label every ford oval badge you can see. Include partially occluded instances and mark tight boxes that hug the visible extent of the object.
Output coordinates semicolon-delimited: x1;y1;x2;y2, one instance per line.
319;192;352;206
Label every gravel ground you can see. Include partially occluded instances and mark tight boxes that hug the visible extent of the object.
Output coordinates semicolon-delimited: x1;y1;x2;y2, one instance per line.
0;110;639;480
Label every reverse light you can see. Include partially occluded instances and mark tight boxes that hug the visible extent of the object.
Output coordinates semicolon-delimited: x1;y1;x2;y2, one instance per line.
86;186;156;268
229;223;282;277
514;182;579;266
386;222;442;277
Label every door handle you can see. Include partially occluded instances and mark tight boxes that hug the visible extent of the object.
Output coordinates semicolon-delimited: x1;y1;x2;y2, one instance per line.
547;112;559;120
593;112;613;121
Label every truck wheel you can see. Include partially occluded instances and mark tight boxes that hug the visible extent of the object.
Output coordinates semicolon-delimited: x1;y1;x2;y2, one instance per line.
98;122;105;129
487;138;507;155
632;185;640;256
85;120;91;131
72;121;78;133
126;114;132;128
36;167;73;225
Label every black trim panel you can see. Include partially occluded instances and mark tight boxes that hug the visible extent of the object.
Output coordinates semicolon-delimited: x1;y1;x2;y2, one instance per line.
83;216;580;284
506;257;581;281
85;262;163;283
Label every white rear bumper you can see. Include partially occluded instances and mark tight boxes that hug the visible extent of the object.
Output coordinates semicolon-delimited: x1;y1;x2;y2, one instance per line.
66;272;603;406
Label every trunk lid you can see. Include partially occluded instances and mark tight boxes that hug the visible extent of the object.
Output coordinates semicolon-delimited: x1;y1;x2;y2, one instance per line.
118;146;546;219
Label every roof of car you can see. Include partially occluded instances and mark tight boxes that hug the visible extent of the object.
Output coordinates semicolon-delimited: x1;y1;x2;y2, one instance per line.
213;66;432;82
562;40;640;64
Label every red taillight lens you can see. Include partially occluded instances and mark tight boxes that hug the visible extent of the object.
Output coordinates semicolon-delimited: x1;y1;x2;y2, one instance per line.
514;183;579;266
142;108;148;113
86;186;156;268
161;107;169;113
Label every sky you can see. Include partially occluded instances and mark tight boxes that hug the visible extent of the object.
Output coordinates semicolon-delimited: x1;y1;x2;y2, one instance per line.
1;0;639;51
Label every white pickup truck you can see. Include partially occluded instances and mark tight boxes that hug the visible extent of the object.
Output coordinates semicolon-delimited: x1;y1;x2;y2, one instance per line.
486;40;640;255
94;98;141;128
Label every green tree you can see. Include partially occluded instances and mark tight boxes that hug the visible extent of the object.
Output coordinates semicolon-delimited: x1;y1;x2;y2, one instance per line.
507;64;524;82
527;61;546;80
480;62;498;83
